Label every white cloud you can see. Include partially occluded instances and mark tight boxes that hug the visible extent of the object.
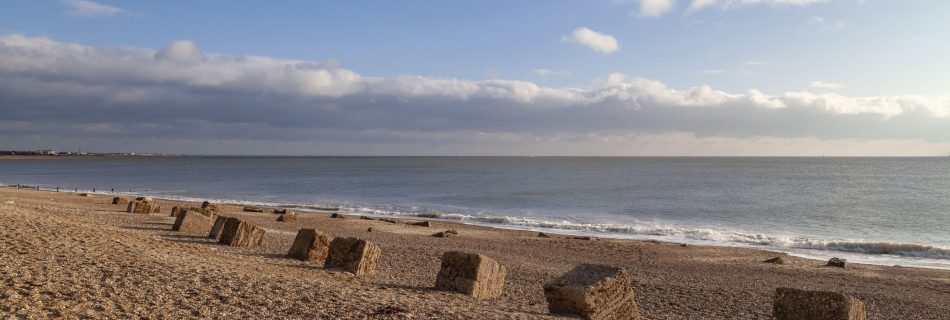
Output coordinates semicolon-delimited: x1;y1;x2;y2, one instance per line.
638;0;676;17
809;80;844;89
2;34;950;155
699;69;726;74
688;0;828;12
62;0;123;17
561;27;620;54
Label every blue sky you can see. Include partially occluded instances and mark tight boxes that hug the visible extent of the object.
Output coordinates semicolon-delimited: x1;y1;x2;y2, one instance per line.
1;1;949;155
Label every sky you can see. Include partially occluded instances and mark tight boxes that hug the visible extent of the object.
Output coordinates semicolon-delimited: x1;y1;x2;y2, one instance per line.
1;0;949;156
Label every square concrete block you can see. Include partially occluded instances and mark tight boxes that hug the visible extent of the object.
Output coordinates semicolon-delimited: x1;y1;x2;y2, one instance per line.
126;201;154;214
435;251;507;299
218;218;266;247
287;229;332;262
773;287;867;320
324;237;381;276
208;215;229;240
172;210;214;234
112;197;128;205
543;264;640;320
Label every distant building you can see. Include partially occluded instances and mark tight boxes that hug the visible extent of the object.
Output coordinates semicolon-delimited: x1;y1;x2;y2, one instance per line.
37;150;58;155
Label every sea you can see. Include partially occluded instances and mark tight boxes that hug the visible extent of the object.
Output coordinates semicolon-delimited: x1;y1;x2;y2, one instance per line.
2;156;949;269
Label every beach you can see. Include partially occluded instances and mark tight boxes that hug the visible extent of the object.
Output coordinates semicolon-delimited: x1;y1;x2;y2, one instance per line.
1;187;948;319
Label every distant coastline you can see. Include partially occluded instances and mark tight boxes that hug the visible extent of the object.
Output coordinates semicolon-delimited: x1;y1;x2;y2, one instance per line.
0;154;170;160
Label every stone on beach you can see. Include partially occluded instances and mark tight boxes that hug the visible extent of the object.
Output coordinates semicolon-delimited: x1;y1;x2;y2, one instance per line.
218;218;266;247
208;215;229;240
324;237;381;276
764;257;786;265
172;210;215;234
435;251;507;299
286;229;332;262
537;232;551;238
111;197;128;205
78;193;92;197
243;206;266;212
276;211;297;222
773;287;867;320
330;213;346;219
432;229;458;238
827;257;847;268
543;264;640;320
136;196;153;202
273;209;292;215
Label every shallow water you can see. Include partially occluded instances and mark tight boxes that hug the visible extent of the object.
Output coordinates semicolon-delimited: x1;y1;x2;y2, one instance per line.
2;156;949;268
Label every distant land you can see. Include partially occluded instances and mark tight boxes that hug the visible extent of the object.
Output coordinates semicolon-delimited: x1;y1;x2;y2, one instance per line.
0;150;167;158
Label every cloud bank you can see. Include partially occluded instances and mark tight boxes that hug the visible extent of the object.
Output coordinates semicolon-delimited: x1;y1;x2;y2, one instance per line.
1;34;949;155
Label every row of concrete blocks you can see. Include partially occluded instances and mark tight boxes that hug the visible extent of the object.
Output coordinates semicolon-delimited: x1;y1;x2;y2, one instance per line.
161;202;866;320
285;228;868;320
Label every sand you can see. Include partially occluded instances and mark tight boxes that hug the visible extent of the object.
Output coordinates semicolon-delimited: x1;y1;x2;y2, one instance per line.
1;187;949;319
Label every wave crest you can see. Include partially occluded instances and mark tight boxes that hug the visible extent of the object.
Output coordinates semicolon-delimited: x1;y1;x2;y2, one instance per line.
344;207;950;260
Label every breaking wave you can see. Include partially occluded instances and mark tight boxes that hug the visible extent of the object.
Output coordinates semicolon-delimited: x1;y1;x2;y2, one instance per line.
343;207;950;260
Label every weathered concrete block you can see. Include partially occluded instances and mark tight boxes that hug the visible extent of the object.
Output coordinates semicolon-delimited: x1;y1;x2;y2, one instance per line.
773;287;867;320
827;257;847;268
218;218;266;247
324;237;381;276
243;206;266;212
435;251;507;299
136;196;153;202
406;220;431;227
126;201;154;214
172;210;214;234
287;229;332;262
208;215;229;240
276;211;297;222
112;197;129;205
201;201;218;210
170;206;182;217
543;264;640;320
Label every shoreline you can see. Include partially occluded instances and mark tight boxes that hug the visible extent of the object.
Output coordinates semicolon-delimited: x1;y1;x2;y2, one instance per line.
2;187;950;318
4;185;949;270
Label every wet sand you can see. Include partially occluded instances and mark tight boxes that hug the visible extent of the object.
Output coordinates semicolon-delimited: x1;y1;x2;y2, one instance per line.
1;188;949;319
